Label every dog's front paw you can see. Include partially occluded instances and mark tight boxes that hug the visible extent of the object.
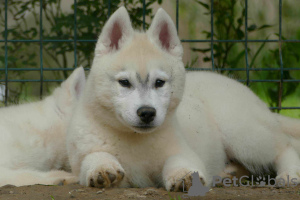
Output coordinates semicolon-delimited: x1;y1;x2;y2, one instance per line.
164;168;206;192
85;165;125;188
80;152;125;188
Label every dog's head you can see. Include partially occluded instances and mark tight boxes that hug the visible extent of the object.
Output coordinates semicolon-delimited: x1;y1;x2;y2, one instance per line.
88;7;185;133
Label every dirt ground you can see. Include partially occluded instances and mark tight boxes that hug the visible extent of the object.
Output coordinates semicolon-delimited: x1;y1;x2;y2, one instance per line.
1;184;300;200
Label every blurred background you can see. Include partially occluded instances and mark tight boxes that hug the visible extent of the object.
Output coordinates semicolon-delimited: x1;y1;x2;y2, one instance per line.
1;0;300;118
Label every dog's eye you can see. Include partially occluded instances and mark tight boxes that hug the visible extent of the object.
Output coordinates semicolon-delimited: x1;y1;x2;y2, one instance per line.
118;79;131;88
155;79;165;88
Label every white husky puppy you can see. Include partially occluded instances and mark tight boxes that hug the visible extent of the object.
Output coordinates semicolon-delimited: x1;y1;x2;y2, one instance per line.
67;7;300;191
0;67;85;187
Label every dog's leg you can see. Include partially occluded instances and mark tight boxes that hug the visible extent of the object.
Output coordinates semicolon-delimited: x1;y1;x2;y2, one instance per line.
218;160;250;180
162;154;207;192
0;167;78;187
275;145;300;183
79;152;125;188
223;120;300;184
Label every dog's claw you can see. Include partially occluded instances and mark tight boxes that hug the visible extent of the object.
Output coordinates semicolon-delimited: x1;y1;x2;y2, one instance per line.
97;173;105;185
107;172;116;183
170;184;175;192
117;170;125;179
90;178;95;187
200;177;206;185
178;183;183;191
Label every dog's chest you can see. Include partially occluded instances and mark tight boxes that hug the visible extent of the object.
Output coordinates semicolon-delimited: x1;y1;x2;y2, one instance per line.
99;131;181;186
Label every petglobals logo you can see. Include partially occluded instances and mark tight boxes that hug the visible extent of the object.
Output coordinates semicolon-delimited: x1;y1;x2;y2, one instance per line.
180;173;299;198
181;171;210;198
212;175;299;188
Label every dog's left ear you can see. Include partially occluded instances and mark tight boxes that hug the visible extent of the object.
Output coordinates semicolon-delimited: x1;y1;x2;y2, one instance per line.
95;6;134;56
147;8;183;58
61;66;86;100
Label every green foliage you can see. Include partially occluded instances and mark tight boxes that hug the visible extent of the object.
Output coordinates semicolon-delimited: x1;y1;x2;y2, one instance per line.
192;0;272;71
168;192;182;200
190;0;300;112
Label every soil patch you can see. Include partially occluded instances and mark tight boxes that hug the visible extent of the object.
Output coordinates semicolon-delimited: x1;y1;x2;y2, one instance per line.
1;184;300;200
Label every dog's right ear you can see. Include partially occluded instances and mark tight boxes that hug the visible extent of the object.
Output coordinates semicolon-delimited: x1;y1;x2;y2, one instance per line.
95;6;134;56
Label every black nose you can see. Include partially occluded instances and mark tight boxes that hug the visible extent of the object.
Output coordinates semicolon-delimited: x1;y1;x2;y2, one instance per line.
137;106;156;124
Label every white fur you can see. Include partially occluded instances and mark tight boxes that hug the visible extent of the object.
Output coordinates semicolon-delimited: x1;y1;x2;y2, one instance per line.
67;7;300;191
0;67;85;187
181;72;300;180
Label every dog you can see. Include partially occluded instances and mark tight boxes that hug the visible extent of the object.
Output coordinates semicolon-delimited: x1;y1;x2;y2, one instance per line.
66;7;300;191
0;67;85;187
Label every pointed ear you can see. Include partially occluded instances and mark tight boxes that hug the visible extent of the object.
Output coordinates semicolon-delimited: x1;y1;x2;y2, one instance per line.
95;6;134;56
62;66;86;100
147;8;183;57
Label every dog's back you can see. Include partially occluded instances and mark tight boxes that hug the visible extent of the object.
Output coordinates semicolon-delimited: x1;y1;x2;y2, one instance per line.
0;67;85;186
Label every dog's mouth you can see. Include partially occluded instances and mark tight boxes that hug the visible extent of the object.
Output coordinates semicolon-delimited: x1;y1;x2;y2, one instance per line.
132;125;156;133
117;113;158;133
134;125;154;129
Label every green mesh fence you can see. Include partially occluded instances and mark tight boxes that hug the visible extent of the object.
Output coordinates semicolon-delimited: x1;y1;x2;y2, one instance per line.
1;0;300;114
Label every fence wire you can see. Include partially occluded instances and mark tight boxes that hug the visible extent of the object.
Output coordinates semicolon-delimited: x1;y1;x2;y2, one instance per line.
1;0;300;112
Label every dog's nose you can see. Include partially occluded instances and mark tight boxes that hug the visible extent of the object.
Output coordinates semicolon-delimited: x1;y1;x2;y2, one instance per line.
137;106;156;124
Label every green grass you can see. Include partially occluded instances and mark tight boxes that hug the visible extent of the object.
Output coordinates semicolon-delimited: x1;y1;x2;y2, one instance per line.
168;192;182;200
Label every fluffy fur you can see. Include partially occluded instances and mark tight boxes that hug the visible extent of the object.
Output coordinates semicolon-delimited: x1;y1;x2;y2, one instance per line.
66;7;300;191
0;67;85;187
